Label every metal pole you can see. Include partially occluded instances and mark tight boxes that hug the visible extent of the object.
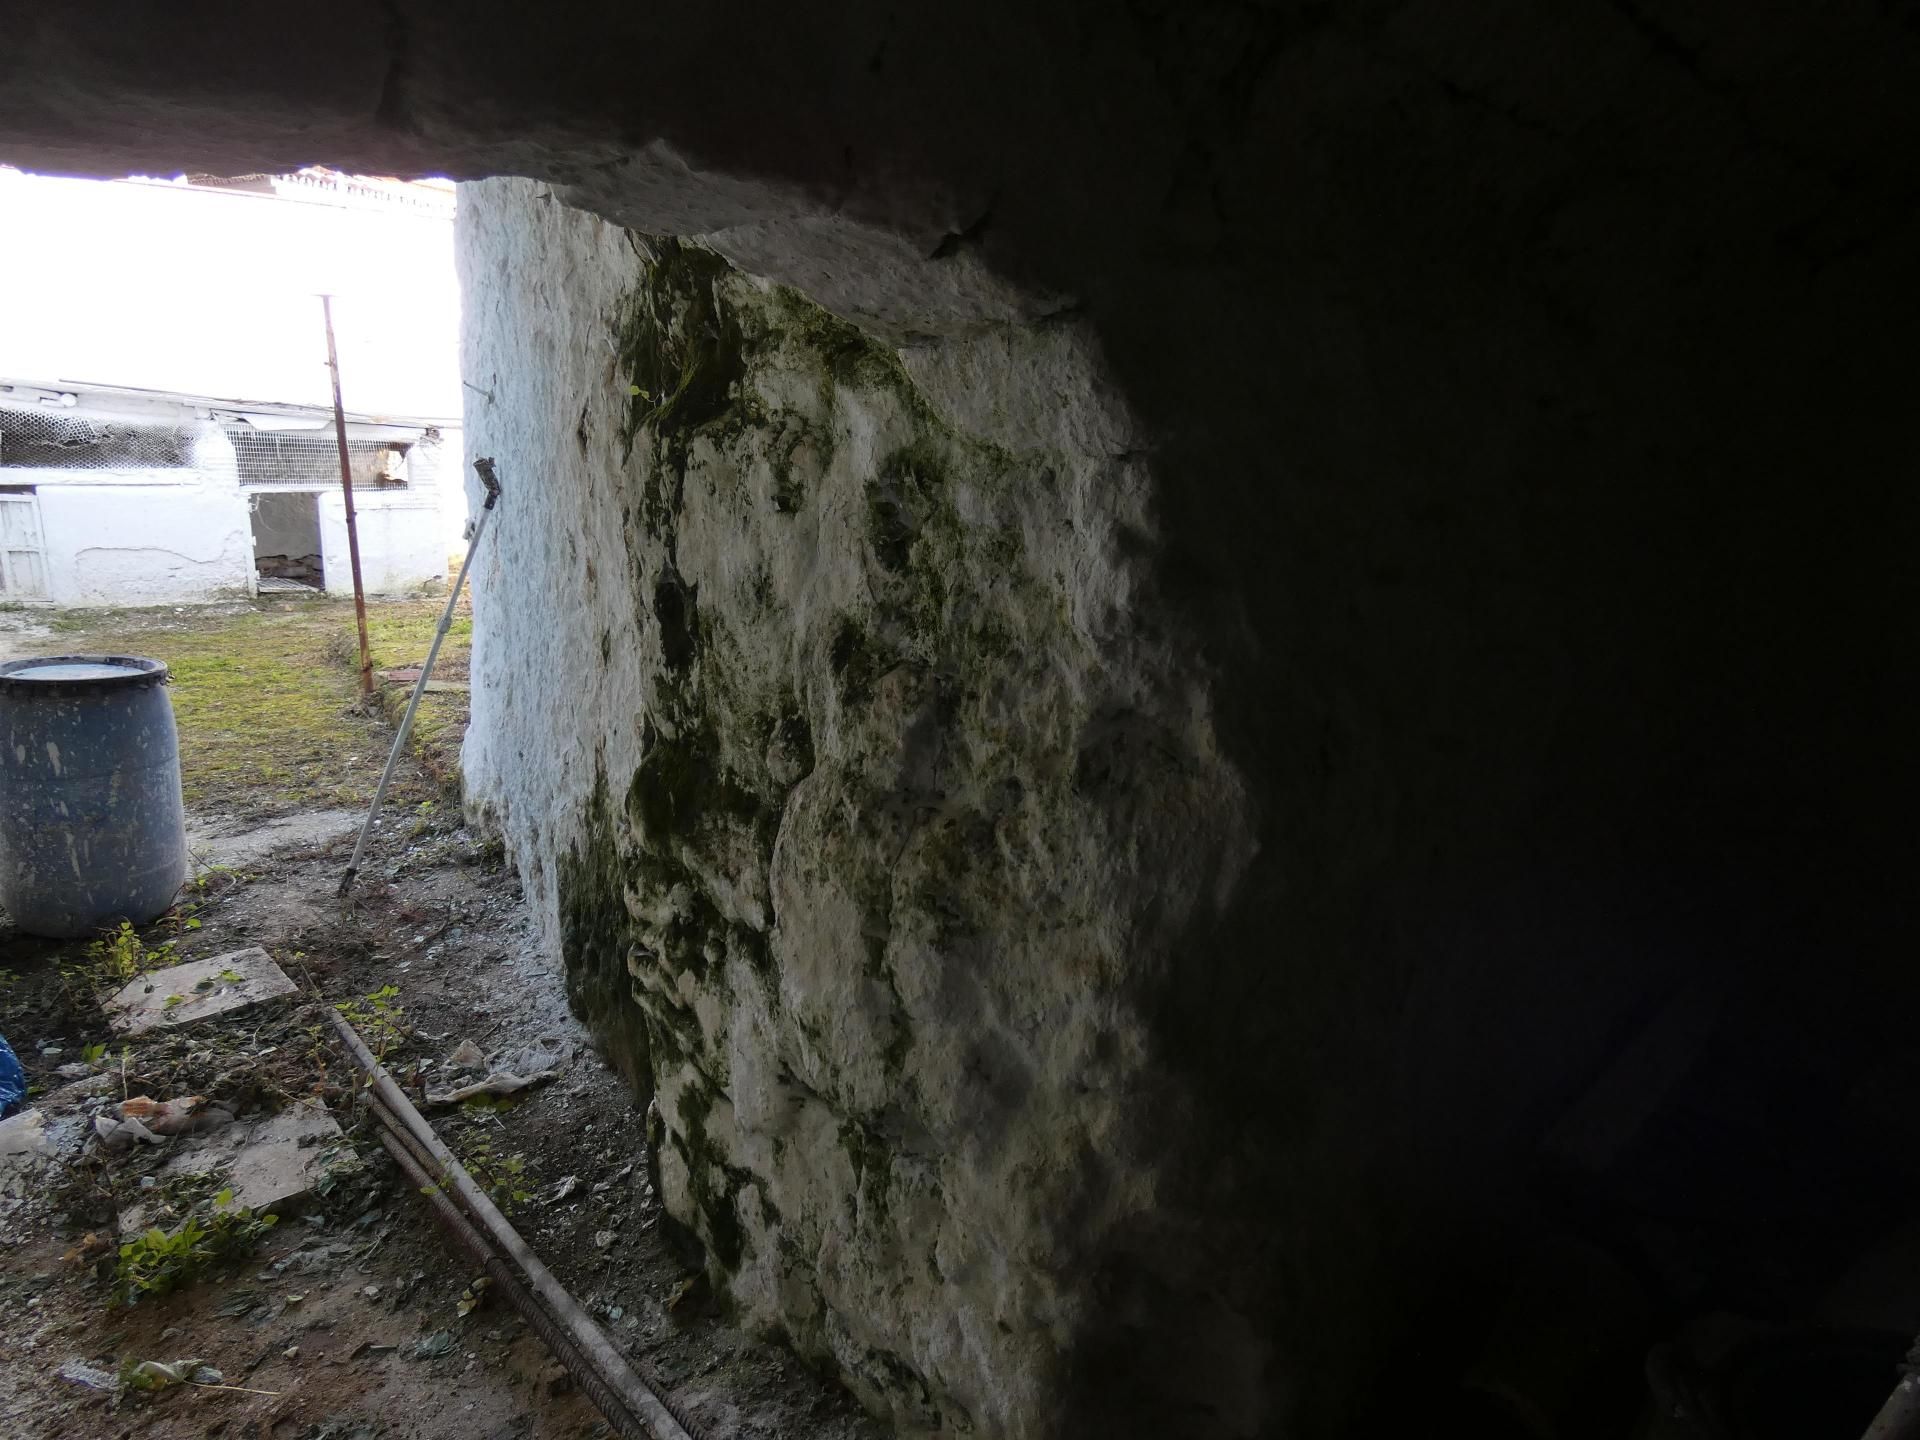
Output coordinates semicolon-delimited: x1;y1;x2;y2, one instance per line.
363;1097;658;1440
329;1009;700;1440
337;457;501;897
321;294;375;697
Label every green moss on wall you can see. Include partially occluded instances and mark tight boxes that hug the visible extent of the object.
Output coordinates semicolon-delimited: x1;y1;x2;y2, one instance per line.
617;237;746;456
572;232;1090;1358
557;772;652;1103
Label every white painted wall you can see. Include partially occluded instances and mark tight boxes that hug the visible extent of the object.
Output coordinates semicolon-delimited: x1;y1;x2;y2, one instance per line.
20;423;255;605
5;414;458;606
318;489;448;596
38;481;254;606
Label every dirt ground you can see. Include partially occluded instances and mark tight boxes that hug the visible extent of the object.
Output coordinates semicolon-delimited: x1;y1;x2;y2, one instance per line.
0;603;889;1440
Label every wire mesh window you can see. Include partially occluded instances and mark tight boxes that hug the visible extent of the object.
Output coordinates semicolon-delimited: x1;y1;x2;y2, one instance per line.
226;427;407;488
0;406;193;470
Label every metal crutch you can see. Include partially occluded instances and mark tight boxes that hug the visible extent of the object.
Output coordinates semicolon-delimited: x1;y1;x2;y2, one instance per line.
338;457;502;897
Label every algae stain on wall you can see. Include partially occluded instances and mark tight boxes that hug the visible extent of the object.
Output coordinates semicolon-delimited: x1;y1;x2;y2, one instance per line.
493;199;1247;1438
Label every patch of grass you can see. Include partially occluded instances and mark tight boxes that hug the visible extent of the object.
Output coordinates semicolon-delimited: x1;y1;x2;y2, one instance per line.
358;601;473;673
24;599;417;817
338;599;471;797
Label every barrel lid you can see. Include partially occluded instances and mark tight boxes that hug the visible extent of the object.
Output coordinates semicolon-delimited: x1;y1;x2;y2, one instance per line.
0;655;169;694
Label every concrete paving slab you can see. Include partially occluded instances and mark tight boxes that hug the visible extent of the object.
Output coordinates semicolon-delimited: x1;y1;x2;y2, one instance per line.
118;1099;344;1233
104;947;297;1036
186;809;362;871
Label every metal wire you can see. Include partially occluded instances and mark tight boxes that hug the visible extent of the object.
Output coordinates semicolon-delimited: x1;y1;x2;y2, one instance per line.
226;425;400;487
0;404;192;470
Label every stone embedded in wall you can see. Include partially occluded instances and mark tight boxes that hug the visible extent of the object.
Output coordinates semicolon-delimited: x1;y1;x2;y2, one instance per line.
461;181;1255;1437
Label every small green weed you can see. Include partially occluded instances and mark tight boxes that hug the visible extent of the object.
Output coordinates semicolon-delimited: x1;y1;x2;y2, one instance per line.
454;1134;534;1212
62;922;175;1003
114;1189;277;1305
338;985;408;1061
92;921;169;983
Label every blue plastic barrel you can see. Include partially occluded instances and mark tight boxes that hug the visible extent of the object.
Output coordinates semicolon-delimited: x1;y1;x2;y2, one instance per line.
0;655;187;938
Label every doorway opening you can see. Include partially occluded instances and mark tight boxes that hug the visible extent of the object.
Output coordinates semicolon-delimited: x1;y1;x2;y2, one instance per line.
250;490;323;594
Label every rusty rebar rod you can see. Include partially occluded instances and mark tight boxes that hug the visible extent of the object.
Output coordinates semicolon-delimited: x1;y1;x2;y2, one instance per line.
329;1009;698;1440
364;1094;655;1440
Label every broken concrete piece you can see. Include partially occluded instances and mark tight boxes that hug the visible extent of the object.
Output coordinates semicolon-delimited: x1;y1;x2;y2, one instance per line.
117;1099;343;1234
0;1108;51;1196
1;1107;89;1197
186;809;361;871
104;947;296;1036
42;1071;118;1105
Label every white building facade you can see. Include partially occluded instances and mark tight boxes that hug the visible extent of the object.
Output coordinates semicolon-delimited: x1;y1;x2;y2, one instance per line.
0;379;460;606
0;166;465;608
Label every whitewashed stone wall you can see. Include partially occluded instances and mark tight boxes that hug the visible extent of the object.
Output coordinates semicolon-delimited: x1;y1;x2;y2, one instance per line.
459;178;1255;1437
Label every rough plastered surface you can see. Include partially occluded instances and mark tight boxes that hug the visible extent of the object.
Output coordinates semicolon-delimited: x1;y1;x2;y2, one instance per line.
459;179;1254;1437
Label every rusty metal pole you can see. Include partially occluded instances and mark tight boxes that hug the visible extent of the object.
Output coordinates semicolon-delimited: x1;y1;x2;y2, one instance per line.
321;294;375;697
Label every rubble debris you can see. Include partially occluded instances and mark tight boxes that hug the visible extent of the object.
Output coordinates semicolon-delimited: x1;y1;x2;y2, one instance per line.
216;1288;263;1318
411;1330;457;1360
124;1357;224;1390
43;1071;117;1105
591;1164;633;1196
446;1037;485;1070
104;946;297;1036
423;1069;556;1107
117;1099;343;1234
55;1360;118;1393
1;1107;50;1165
2;1107;88;1195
